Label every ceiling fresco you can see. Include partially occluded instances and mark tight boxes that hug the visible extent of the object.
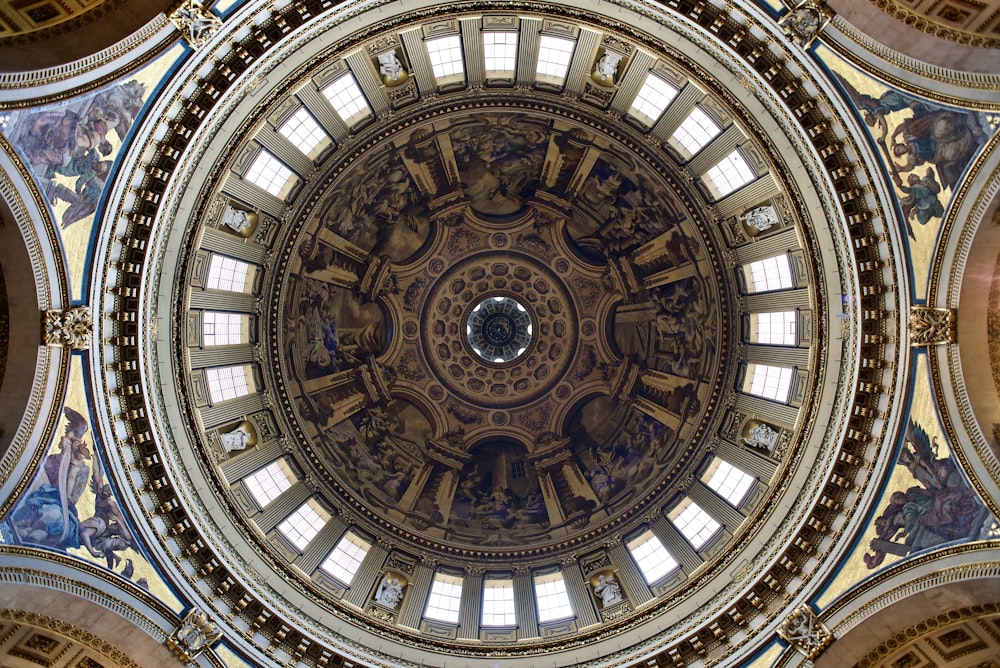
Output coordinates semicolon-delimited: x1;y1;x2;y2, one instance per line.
273;110;723;551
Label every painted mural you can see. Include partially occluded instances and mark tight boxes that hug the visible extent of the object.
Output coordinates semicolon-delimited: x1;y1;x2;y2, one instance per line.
817;354;998;607
0;45;181;301
0;358;179;610
821;47;998;299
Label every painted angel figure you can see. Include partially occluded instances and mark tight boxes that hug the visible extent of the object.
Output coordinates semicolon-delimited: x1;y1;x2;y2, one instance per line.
80;463;136;569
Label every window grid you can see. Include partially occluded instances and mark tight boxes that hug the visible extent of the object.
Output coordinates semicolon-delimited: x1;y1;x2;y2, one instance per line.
320;532;371;584
705;149;755;197
747;254;794;293
244;461;293;508
534;572;573;622
481;579;516;626
205;254;251;293
322;73;371;122
670;499;721;550
703;459;755;506
628;74;678;123
672;106;722;155
483;32;517;73
745;363;794;402
278;501;327;551
536;35;574;81
202;312;245;346
753;310;797;345
205;365;251;403
279;107;328;158
426;35;465;80
244;150;295;196
425;573;463;624
627;531;678;584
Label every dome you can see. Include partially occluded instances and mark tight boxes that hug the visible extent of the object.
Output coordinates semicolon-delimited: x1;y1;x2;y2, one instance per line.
6;0;998;666
131;1;872;665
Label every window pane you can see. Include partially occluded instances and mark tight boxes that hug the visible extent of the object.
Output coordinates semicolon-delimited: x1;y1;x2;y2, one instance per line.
534;572;573;622
206;254;251;292
278;501;328;551
425;572;463;623
481;578;516;626
628;74;678;123
669;499;721;549
705;149;755;196
320;532;371;584
244;460;293;508
703;458;755;506
205;365;251;403
672;106;721;155
202;312;245;346
426;35;465;80
322;73;371;123
278;107;328;158
484;32;517;73
752;310;797;345
746;254;794;293
536;35;574;81
627;531;678;584
744;363;794;402
244;149;295;196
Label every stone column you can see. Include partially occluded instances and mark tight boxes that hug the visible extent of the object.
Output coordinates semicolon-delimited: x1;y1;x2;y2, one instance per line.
560;560;599;628
650;515;701;573
513;568;539;638
255;483;312;533
398;561;435;629
295;515;348;575
342;542;389;608
459;569;483;639
607;540;653;605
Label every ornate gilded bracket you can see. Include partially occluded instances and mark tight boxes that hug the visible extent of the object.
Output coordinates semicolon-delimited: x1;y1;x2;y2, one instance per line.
42;307;92;349
170;0;223;48
909;306;957;346
780;0;832;47
777;603;833;660
165;607;223;663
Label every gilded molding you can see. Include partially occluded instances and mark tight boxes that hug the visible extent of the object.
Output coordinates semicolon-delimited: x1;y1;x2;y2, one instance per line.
866;0;1000;48
42;306;93;350
777;603;833;660
0;608;141;668
909;306;956;346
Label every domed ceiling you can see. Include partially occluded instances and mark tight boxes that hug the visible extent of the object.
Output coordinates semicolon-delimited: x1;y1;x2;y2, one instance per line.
66;0;906;665
272;106;726;555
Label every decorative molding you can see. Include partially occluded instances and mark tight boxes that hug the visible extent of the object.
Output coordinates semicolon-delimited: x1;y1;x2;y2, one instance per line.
170;0;222;48
777;603;833;660
43;306;92;349
909;306;957;346
165;608;223;663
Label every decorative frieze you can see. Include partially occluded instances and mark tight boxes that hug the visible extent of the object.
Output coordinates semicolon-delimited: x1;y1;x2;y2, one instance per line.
43;306;92;349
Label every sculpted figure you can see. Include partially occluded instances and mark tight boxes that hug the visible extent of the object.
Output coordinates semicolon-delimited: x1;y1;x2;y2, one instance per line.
375;575;404;608
594;574;622;606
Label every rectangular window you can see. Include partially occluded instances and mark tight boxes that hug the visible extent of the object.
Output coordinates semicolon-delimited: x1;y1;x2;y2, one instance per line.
534;571;573;622
628;74;678;124
206;254;252;293
426;35;465;80
627;531;678;584
705;149;755;197
746;254;794;293
669;499;721;550
205;365;252;403
510;461;527;480
744;363;794;402
481;578;516;626
243;460;294;508
752;310;797;345
278;107;329;159
535;35;574;82
320;531;371;584
702;458;755;506
672;106;722;155
244;149;296;197
483;32;517;74
278;500;329;551
425;572;463;624
202;312;246;346
322;73;371;124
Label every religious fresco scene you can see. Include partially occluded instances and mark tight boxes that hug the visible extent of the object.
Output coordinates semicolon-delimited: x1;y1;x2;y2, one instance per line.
274;108;722;547
0;47;179;300
822;49;999;299
0;357;180;611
